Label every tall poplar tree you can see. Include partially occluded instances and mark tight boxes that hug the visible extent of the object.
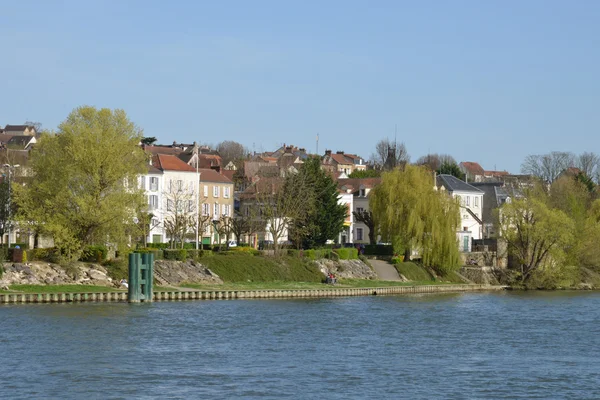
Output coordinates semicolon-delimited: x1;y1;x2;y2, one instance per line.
15;106;147;260
370;165;461;275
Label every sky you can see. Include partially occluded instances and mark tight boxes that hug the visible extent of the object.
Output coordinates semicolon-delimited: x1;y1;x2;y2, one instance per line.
1;0;599;173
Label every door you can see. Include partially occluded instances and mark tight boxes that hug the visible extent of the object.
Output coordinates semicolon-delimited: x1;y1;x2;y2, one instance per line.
463;236;469;252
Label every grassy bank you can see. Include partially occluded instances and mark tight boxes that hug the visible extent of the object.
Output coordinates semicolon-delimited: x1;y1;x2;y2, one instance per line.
197;253;323;283
393;261;465;283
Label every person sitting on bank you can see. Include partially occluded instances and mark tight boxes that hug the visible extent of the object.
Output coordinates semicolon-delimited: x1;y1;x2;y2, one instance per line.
120;279;128;289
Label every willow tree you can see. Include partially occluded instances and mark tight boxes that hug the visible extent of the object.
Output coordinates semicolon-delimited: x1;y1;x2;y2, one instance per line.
370;165;460;275
15;106;147;260
498;197;575;282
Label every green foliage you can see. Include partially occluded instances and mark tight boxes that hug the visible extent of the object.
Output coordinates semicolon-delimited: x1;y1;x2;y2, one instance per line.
363;244;394;256
333;248;359;260
199;253;323;282
499;196;575;283
371;165;461;275
304;248;336;260
0;180;12;241
163;249;188;261
292;157;348;248
15;106;147;261
393;262;435;281
348;169;381;178
134;248;163;260
22;250;27;263
102;258;129;281
145;242;171;249
229;246;260;256
79;245;108;262
140;136;157;145
436;162;466;181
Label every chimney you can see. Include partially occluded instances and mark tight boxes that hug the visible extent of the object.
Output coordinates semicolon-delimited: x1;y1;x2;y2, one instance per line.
336;151;344;154
325;149;332;156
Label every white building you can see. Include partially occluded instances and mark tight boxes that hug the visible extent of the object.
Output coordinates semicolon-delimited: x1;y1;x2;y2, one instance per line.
140;154;199;244
436;174;484;252
337;178;381;244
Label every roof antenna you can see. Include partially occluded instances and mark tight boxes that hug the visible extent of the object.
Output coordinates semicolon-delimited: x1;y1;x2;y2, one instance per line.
316;133;319;155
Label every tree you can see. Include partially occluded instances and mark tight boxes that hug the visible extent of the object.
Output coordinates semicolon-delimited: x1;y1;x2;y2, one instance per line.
15;107;147;259
231;208;264;246
163;186;196;249
217;140;248;167
437;161;466;181
370;139;410;170
141;137;157;145
252;175;311;255
370;165;461;275
348;169;380;178
576;152;599;181
521;152;575;183
133;210;160;248
294;157;347;248
24;121;43;132
415;153;457;172
498;197;575;283
352;209;376;244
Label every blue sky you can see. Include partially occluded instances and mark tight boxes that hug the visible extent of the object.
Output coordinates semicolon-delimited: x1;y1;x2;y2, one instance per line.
2;0;599;173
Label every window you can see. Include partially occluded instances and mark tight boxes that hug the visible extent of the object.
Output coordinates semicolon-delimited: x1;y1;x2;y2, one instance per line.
356;207;364;214
150;177;159;191
223;204;230;216
140;177;145;190
167;199;173;212
148;195;158;210
224;187;230;198
356;228;363;241
188;200;194;212
202;203;210;216
177;180;183;192
466;196;470;206
213;203;219;219
203;185;208;197
359;188;366;197
213;186;220;198
475;197;479;207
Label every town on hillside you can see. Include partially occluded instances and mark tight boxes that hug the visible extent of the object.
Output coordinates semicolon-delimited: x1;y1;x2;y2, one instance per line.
0;122;596;269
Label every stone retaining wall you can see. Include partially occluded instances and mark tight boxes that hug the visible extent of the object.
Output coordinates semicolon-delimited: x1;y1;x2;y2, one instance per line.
0;284;506;304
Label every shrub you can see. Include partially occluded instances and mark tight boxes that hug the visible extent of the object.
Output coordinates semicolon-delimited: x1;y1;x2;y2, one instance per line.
10;243;29;249
363;244;394;256
80;245;108;262
145;242;170;249
230;246;260;256
134;248;163;261
333;248;358;260
22;250;27;263
163;249;188;261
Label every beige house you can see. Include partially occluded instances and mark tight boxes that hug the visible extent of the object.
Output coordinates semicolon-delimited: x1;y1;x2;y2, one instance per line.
198;168;235;245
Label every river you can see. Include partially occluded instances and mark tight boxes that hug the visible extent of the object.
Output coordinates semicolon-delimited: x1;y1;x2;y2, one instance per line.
1;291;599;399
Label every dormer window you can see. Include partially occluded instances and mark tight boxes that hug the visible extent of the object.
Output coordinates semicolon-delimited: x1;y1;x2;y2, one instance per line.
359;188;366;197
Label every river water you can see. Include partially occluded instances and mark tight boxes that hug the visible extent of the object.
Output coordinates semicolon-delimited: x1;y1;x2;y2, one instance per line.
1;291;599;399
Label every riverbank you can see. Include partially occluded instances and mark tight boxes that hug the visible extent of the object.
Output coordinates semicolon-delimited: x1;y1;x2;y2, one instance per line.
0;283;506;304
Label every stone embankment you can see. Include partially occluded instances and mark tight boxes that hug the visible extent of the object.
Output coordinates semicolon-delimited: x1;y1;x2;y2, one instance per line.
0;284;507;304
314;259;377;280
0;261;114;289
154;260;223;286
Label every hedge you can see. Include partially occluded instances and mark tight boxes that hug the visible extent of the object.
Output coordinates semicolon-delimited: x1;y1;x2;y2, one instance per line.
363;244;394;256
79;245;108;262
333;248;359;260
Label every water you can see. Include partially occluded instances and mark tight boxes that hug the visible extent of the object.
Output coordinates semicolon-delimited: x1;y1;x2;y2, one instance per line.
2;291;600;399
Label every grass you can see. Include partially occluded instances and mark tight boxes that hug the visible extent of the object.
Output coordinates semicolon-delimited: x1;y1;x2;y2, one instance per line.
394;262;435;281
198;253;323;283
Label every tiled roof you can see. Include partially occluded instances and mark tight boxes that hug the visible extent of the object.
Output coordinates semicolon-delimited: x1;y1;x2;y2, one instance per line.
0;134;15;144
4;125;34;131
337;177;381;193
154;154;196;172
484;170;509;177
198;168;233;184
329;153;353;165
437;174;483;193
460;161;485;175
144;145;184;155
198;154;222;169
222;169;236;181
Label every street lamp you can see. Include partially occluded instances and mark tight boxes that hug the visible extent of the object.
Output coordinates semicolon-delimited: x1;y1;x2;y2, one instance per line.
3;164;20;247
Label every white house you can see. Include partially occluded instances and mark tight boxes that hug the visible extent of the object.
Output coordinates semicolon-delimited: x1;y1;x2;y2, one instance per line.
140;154;200;244
436;174;484;252
337;178;381;244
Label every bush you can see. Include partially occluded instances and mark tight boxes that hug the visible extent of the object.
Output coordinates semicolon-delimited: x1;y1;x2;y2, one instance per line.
134;248;163;260
80;245;108;262
145;242;170;249
102;258;128;281
230;246;260;256
10;242;29;249
363;244;394;256
163;249;188;261
333;248;358;260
